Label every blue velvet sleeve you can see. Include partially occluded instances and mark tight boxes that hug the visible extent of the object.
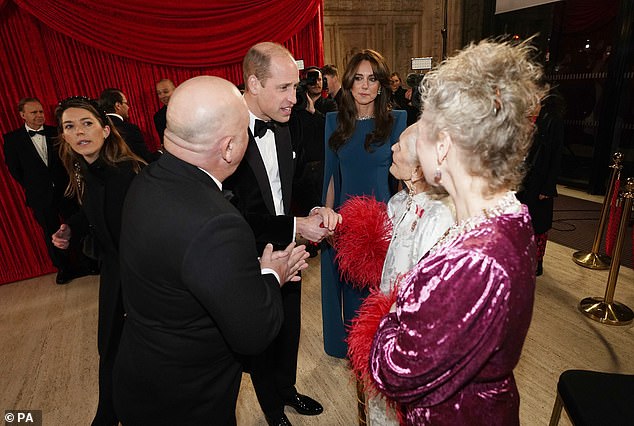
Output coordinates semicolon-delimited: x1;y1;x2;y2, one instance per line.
322;112;340;206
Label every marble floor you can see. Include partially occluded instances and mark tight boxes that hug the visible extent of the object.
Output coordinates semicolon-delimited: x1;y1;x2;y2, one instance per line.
1;191;633;425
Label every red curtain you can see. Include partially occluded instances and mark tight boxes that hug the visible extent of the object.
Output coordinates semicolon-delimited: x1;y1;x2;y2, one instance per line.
562;0;619;34
0;0;324;285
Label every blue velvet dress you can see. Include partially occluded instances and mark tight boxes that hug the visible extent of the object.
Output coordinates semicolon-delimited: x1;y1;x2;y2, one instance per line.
321;110;407;358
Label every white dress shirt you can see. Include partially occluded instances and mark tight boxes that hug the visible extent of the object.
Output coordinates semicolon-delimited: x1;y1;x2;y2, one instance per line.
26;125;48;166
248;111;296;240
249;112;284;215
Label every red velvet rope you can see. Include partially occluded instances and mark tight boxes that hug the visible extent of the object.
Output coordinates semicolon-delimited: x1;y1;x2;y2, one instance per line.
605;177;621;256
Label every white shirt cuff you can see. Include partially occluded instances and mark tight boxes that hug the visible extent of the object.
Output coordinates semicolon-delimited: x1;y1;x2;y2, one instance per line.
261;268;281;285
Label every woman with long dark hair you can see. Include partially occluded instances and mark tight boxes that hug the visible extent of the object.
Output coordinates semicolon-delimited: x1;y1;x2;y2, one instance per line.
321;49;407;358
52;96;145;426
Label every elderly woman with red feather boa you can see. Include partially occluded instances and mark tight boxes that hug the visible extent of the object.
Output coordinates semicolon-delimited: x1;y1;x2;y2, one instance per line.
337;123;454;425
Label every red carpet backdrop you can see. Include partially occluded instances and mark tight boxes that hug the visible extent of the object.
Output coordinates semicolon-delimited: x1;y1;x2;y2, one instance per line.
0;0;325;285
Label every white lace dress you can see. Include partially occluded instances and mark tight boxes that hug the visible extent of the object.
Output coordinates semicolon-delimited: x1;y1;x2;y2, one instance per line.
367;189;454;426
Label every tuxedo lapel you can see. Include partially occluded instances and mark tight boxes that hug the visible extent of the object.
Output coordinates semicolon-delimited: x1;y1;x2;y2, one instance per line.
45;131;57;168
274;126;294;215
244;130;276;215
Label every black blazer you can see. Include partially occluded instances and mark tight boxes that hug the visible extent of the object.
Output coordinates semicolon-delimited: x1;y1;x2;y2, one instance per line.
224;124;295;252
153;105;167;145
3;124;69;210
106;114;160;163
113;152;284;425
66;158;139;357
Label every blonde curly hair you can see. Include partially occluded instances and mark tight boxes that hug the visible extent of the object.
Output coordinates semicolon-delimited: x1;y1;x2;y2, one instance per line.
420;38;546;195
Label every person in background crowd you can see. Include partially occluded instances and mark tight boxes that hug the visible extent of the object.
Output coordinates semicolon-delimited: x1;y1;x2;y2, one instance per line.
52;96;146;425
113;76;308;425
304;66;337;116
153;78;176;146
321;49;407;359
322;64;343;107
3;97;88;284
388;72;408;110
517;83;564;276
98;88;160;163
367;39;546;425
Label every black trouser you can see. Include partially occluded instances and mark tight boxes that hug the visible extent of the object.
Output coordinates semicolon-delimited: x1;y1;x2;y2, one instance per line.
250;280;302;416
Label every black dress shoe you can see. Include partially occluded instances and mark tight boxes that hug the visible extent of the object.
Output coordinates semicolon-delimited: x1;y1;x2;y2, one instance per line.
55;270;72;285
265;412;292;426
283;393;323;416
536;261;543;276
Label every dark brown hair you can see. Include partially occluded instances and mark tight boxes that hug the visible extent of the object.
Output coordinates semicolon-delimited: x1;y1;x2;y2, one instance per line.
329;49;394;152
55;96;145;202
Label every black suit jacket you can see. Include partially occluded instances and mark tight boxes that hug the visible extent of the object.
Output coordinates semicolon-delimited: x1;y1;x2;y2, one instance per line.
113;152;284;425
153;105;167;145
106;114;160;163
3;124;69;210
224;124;295;252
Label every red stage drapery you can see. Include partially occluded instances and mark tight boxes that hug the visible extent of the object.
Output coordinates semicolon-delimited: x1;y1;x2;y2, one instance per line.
0;0;324;285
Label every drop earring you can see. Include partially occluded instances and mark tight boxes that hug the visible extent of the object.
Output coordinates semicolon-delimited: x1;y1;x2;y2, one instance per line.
406;181;415;211
434;167;442;183
377;87;382;95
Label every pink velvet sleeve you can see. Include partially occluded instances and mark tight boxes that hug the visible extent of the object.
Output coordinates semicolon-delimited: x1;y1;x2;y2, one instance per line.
369;247;513;406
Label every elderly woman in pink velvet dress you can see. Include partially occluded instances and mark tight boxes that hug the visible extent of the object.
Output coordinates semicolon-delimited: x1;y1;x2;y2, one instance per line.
366;39;546;425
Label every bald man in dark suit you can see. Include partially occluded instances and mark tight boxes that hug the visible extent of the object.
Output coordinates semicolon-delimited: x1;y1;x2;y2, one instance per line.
113;76;308;425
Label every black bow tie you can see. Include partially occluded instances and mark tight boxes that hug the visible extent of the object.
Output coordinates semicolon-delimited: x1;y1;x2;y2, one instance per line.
28;129;46;137
222;189;234;201
254;119;276;138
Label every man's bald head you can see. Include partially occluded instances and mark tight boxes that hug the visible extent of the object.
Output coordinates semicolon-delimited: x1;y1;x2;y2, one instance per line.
164;76;249;179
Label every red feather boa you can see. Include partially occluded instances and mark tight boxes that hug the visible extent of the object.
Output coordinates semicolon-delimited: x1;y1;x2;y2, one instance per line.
347;285;403;423
333;195;393;290
347;286;397;395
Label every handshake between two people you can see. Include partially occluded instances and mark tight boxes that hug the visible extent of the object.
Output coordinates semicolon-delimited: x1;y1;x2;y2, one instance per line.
261;206;342;286
296;206;342;243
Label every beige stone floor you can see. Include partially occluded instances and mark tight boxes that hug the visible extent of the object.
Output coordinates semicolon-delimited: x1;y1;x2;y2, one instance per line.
1;239;633;425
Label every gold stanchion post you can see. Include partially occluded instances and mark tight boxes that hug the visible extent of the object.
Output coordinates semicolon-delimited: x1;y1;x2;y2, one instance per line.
579;177;634;325
572;152;623;269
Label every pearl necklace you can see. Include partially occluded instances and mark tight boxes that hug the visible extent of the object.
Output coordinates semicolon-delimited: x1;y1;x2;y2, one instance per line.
430;191;520;254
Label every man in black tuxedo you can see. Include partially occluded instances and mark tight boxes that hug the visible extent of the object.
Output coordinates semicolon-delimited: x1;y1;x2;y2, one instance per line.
3;97;80;284
153;78;175;146
224;42;341;426
98;88;160;163
113;76;308;425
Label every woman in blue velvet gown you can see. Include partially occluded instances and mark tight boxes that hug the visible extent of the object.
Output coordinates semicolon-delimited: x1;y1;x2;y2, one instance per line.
321;49;406;358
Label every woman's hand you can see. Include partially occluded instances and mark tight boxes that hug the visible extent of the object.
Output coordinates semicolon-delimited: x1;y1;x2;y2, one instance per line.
52;224;71;249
